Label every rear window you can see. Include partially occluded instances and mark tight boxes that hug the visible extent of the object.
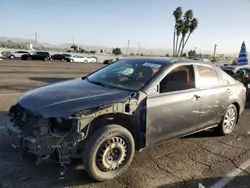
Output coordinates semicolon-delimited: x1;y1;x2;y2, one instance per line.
215;66;236;84
196;65;219;87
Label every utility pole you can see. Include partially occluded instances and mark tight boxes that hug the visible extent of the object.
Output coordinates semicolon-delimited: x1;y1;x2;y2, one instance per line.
213;44;217;63
138;42;140;55
73;35;75;45
126;40;130;56
35;32;37;49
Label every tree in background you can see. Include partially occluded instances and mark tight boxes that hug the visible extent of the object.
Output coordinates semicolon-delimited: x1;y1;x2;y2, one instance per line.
71;45;78;52
172;7;199;58
90;50;96;54
165;54;170;57
172;7;183;57
112;48;122;56
100;49;103;53
188;50;197;59
182;53;187;58
130;53;134;56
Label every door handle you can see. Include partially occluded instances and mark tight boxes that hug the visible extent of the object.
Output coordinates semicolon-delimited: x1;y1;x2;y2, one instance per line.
192;95;200;100
226;89;232;93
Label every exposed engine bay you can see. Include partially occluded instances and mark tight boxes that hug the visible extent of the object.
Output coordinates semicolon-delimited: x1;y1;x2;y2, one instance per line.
8;104;82;165
6;92;143;166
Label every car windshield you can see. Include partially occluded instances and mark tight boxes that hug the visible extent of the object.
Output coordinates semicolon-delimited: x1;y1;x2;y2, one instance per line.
86;59;164;91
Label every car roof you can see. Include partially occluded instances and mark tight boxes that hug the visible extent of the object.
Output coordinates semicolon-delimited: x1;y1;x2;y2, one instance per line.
123;57;199;64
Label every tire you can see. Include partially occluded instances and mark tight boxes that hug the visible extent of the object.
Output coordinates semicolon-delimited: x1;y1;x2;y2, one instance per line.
84;60;88;63
217;104;238;136
82;124;135;181
9;55;15;59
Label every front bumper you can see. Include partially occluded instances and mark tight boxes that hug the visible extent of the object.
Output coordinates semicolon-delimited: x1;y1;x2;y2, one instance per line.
5;117;40;155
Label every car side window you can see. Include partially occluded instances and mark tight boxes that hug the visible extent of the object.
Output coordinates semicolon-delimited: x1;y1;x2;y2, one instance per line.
217;71;230;85
159;65;195;93
196;65;219;88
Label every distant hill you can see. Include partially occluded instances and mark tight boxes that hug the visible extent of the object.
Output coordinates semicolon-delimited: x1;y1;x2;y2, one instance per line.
1;36;249;57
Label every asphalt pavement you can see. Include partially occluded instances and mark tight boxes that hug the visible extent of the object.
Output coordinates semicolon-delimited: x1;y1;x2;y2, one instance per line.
0;59;250;188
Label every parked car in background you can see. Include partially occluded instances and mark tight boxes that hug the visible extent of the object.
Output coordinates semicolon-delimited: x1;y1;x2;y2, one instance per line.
220;65;239;77
6;58;246;181
233;65;250;96
21;51;51;61
8;51;29;59
103;58;119;64
66;55;96;63
51;53;72;61
87;56;98;63
1;51;12;58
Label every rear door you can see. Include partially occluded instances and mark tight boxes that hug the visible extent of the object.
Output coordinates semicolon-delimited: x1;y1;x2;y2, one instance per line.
146;64;201;146
194;64;231;130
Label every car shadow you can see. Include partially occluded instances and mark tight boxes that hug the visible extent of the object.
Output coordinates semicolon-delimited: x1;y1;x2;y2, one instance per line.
0;146;97;188
157;175;250;188
29;77;73;84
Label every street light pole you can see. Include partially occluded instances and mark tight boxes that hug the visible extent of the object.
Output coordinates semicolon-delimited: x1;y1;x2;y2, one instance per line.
213;44;217;63
126;40;130;56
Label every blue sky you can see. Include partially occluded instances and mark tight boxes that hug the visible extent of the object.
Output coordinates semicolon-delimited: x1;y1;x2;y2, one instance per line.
0;0;249;54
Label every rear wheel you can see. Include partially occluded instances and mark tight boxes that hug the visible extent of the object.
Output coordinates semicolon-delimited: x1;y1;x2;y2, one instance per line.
84;60;88;63
217;104;238;135
82;124;135;181
9;55;15;59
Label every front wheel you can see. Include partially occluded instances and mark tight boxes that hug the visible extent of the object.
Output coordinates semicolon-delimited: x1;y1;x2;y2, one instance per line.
82;124;135;181
217;104;238;136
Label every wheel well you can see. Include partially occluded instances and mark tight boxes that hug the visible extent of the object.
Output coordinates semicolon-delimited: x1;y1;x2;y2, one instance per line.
232;102;240;124
87;113;139;147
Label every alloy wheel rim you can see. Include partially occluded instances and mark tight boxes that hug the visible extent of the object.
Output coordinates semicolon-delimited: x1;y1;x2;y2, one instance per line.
96;136;128;172
223;108;236;132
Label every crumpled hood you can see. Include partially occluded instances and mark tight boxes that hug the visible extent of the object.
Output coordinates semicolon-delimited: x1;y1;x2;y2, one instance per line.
18;78;132;118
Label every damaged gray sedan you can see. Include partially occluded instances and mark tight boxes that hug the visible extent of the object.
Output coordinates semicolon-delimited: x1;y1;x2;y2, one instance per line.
6;57;246;181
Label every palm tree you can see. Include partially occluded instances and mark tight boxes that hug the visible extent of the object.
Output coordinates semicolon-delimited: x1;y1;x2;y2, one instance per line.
180;18;198;57
175;19;184;57
172;7;183;57
177;9;193;57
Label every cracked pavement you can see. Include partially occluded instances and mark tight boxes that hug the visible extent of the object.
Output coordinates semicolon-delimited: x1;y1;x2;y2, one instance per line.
0;60;250;188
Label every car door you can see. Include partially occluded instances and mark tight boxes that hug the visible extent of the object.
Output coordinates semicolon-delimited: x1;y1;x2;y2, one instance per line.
146;64;201;146
15;51;22;58
194;64;231;130
31;52;38;60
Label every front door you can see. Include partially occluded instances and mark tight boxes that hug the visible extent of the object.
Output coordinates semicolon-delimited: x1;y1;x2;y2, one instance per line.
146;65;201;146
